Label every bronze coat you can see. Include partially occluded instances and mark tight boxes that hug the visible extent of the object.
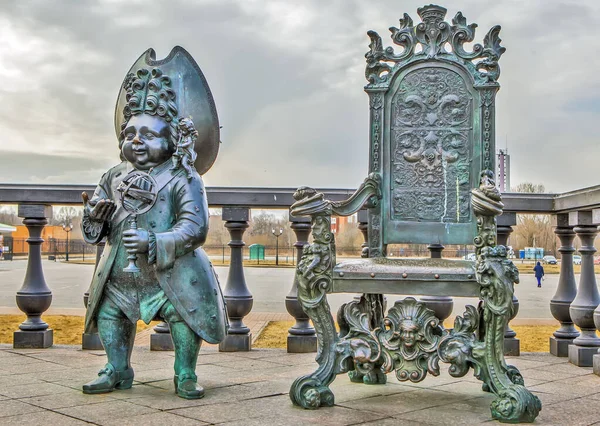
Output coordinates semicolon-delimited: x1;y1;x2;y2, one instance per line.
83;161;227;344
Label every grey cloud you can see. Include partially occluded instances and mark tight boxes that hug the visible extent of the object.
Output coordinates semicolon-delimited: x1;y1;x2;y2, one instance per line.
0;150;116;183
0;0;598;193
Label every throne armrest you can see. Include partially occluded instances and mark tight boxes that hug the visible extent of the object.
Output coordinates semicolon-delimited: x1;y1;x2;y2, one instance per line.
290;173;381;219
291;173;381;280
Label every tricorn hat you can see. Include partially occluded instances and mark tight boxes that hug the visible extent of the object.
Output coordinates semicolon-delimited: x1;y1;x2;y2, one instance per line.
114;46;220;175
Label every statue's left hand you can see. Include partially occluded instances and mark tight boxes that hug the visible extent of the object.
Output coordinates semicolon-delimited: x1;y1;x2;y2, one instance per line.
123;228;149;254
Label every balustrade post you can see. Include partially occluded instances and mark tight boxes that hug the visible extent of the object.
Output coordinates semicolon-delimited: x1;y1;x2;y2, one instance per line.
549;214;579;357
219;207;253;352
151;321;173;350
497;212;519;356
592;209;600;375
286;214;317;353
568;211;600;367
14;204;53;348
82;239;105;350
358;210;369;258
421;244;453;325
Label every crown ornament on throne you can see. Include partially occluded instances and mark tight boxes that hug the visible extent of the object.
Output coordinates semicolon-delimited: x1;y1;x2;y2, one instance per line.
365;4;505;87
416;4;447;24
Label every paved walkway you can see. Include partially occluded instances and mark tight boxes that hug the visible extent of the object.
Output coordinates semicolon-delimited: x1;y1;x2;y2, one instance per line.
2;259;591;320
134;312;292;347
0;345;598;425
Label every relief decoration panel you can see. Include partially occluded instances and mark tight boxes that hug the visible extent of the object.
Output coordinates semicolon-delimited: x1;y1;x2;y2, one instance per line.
391;67;472;223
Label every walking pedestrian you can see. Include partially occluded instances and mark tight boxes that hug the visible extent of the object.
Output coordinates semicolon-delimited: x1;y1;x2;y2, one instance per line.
533;261;544;287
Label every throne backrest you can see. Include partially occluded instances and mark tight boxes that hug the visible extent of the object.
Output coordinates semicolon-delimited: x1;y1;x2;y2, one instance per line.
365;5;505;257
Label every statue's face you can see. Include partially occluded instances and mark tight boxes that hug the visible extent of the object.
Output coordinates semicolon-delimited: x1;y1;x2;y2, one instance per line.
122;114;173;170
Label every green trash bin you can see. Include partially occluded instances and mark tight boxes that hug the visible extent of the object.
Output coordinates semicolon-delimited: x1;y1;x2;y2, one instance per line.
249;244;265;261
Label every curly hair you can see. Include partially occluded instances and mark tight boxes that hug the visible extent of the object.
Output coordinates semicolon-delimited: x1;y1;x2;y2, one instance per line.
119;68;179;156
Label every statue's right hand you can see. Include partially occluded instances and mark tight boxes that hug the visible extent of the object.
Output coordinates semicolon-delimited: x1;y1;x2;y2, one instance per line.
82;192;116;222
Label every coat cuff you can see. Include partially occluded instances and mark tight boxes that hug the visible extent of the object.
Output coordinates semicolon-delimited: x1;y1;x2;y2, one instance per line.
81;214;107;245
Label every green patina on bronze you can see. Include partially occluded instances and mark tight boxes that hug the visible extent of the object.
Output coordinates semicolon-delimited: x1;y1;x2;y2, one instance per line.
81;46;227;400
289;5;541;423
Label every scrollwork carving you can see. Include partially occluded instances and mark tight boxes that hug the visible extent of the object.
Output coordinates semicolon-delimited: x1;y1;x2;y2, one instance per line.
438;305;481;378
370;93;383;173
334;290;541;422
289;188;337;409
290;175;382;409
472;170;503;255
380;298;443;382
337;297;444;384
364;5;505;87
468;170;542;422
391;68;472;223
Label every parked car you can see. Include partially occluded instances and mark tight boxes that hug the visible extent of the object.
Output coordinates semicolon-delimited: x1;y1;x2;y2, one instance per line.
542;255;557;265
462;253;476;261
573;255;582;265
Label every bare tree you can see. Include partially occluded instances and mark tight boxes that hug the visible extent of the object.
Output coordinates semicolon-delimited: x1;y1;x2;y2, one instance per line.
510;183;557;255
511;182;546;194
51;206;82;227
0;206;19;225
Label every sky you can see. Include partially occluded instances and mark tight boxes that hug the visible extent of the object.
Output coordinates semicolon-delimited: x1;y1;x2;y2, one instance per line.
0;0;598;194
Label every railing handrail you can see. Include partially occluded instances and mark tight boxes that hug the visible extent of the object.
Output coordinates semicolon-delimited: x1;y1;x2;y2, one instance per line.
1;183;600;213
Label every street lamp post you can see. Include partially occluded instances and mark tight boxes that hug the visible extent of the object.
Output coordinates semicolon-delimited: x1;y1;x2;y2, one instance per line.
272;227;283;265
62;223;73;261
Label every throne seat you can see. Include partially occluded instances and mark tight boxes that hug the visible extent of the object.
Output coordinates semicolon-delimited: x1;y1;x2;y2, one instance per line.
332;258;478;296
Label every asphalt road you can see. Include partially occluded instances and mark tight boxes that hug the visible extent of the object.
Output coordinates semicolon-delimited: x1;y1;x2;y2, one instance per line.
0;259;593;320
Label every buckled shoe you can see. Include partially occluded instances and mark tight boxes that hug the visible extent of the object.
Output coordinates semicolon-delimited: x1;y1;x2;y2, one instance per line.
83;363;134;394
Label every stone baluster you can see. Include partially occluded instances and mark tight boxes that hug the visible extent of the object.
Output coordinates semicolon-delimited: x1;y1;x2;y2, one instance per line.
82;239;105;350
568;211;600;367
14;204;53;348
285;214;317;353
358;210;369;258
150;321;173;350
421;244;453;326
592;208;600;375
497;212;519;356
219;207;253;352
549;214;579;357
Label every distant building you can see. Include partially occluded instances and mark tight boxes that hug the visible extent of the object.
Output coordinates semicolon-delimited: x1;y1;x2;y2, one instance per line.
497;149;511;192
9;225;80;254
331;214;357;234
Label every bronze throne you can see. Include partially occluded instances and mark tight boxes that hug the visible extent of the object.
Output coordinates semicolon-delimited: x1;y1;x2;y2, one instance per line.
289;5;541;423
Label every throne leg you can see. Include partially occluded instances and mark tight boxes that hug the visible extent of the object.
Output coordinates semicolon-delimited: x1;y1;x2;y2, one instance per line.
477;309;541;422
473;251;541;423
346;294;386;385
289;273;339;409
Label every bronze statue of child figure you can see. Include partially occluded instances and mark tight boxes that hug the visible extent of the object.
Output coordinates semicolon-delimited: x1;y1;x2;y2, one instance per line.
172;117;198;180
80;47;226;399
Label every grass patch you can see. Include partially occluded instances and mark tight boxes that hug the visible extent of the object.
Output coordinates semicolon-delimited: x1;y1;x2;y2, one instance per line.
254;321;594;353
255;321;295;349
0;315;153;345
515;263;600;274
210;260;296;268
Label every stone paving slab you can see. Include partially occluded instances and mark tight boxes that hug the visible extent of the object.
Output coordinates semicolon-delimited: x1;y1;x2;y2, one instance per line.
0;344;599;425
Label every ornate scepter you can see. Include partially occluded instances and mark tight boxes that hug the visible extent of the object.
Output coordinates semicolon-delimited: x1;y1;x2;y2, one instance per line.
117;170;158;273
